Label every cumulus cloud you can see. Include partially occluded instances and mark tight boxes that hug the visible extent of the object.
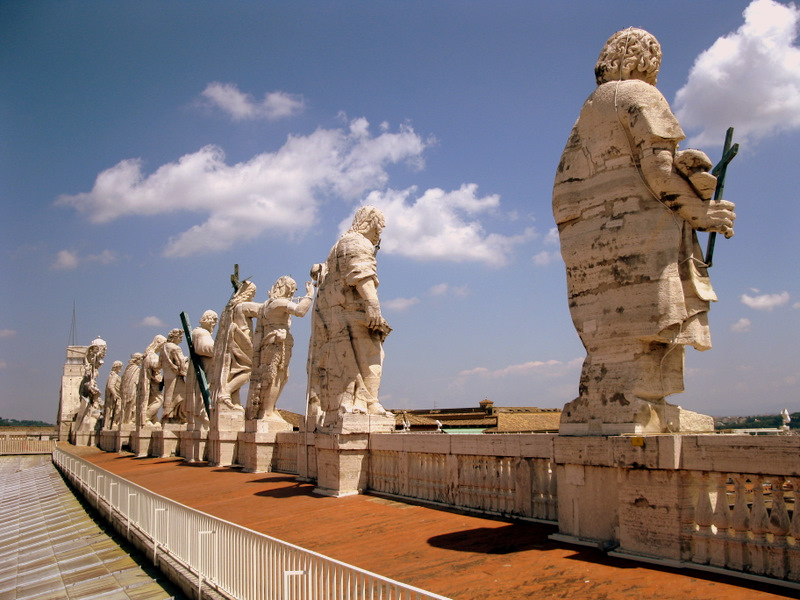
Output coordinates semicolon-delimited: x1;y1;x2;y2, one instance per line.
383;297;420;311
740;290;790;310
731;317;752;332
201;83;306;121
0;329;16;339
140;316;167;327
365;184;535;267
429;283;469;297
52;250;80;270
458;358;581;379
674;0;800;146
544;227;560;245
57;119;428;257
532;250;559;267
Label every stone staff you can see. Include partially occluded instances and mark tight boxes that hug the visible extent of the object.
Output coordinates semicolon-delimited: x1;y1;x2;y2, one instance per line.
180;311;211;417
705;126;739;268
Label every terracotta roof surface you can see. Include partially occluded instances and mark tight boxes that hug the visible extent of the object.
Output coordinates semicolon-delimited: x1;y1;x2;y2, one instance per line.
64;444;793;600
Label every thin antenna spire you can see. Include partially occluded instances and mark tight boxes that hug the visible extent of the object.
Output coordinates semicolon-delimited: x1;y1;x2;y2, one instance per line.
68;301;77;346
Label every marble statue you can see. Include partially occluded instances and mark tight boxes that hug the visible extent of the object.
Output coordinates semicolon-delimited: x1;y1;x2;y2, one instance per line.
212;280;260;411
73;336;107;434
186;310;218;425
119;353;143;426
103;360;123;429
138;334;166;427
246;276;314;421
552;28;736;434
307;206;392;427
160;328;189;423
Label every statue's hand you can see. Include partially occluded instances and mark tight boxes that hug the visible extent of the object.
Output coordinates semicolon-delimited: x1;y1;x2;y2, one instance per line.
670;197;736;238
305;281;314;296
365;300;383;330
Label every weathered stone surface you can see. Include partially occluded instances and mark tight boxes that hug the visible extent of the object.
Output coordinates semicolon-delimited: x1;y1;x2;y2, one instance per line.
552;28;735;434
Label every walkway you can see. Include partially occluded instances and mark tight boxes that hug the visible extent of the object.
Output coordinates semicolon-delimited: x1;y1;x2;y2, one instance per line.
0;454;183;600
68;445;793;600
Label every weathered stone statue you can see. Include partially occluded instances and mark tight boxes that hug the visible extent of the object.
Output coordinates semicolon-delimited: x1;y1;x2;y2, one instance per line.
138;334;166;427
246;276;314;422
552;28;736;434
212;280;260;411
73;336;107;439
308;206;392;428
186;310;218;425
120;353;143;426
160;328;189;424
103;360;123;429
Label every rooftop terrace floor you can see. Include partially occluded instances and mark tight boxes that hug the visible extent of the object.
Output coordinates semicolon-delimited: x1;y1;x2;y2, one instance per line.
65;444;793;600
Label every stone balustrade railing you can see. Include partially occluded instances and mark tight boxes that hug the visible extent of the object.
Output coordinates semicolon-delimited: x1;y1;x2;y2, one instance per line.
0;432;57;455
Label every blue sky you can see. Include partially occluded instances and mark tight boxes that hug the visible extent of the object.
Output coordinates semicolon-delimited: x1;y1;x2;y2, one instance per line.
2;0;799;423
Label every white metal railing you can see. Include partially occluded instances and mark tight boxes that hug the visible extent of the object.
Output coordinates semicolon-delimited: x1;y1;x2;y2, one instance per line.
53;447;450;600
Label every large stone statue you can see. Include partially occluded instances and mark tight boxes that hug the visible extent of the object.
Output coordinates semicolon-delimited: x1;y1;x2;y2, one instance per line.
159;328;189;423
246;276;314;422
138;334;166;427
186;310;218;425
212;280;260;411
103;360;123;429
73;336;107;438
120;353;143;426
308;206;392;428
552;28;736;434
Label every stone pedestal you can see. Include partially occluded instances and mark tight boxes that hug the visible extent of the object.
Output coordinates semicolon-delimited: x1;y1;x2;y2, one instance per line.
240;419;293;473
98;429;117;452
559;401;714;436
313;414;395;497
296;418;317;482
115;425;134;452
130;425;159;457
180;427;209;462
150;423;187;458
208;406;245;467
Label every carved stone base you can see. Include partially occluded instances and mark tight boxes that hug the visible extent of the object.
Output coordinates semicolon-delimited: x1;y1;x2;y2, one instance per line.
150;423;187;458
115;425;134;452
71;430;99;447
313;413;395;497
180;427;209;462
130;425;159;457
559;397;714;436
97;429;116;452
240;419;293;473
208;406;246;467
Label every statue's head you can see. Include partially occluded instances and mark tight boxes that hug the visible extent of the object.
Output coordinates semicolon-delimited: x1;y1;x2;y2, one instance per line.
167;328;183;343
595;27;661;86
233;279;257;303
146;334;167;354
129;352;144;366
87;336;107;361
269;276;297;300
200;310;219;330
348;205;385;244
112;360;124;372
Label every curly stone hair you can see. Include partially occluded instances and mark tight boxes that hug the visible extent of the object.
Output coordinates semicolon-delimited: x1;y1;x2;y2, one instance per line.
595;27;662;85
348;205;385;235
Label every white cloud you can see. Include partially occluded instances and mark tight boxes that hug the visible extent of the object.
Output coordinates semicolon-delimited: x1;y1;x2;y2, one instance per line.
383;297;420;311
458;358;580;379
366;184;535;267
201;83;306;121
57;120;428;257
429;283;469;297
532;250;559;267
794;302;800;309
544;227;559;245
52;250;79;270
740;290;790;310
674;0;800;146
0;329;17;339
731;317;752;332
140;316;167;327
0;359;7;369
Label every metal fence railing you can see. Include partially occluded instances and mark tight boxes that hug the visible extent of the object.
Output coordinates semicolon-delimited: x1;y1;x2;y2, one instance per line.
0;433;57;455
52;447;451;600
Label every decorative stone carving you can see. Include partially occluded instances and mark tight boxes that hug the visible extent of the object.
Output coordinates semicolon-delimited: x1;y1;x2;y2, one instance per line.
552;28;736;435
119;353;143;427
246;277;314;422
186;310;218;426
138;335;166;428
160;328;189;424
212;280;259;412
307;206;393;429
102;360;123;429
73;336;107;441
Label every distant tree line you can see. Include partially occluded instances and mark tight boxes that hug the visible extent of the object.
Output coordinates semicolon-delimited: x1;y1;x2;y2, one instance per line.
715;413;800;431
0;417;55;427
